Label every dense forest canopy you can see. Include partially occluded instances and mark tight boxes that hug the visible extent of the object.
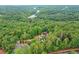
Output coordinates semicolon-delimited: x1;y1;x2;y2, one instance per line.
0;5;79;54
0;5;79;21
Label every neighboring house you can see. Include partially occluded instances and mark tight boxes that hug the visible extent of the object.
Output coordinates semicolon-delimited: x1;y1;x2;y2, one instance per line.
0;48;5;54
15;40;31;49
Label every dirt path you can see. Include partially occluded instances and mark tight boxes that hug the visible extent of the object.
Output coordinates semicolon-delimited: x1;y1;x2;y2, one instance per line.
49;48;79;54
